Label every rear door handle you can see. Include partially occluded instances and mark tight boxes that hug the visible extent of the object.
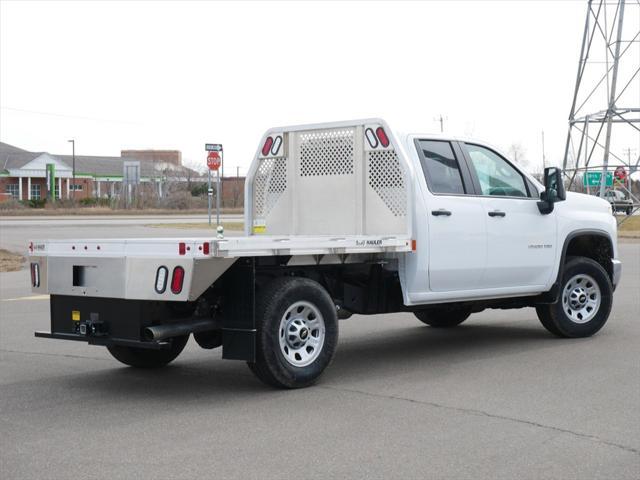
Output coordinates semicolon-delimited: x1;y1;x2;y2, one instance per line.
488;210;506;217
431;209;452;217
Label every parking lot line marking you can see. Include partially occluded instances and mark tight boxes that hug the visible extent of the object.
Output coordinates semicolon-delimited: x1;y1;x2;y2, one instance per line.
1;294;50;302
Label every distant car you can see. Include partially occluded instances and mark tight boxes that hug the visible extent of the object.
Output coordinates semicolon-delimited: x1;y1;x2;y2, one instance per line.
604;189;633;215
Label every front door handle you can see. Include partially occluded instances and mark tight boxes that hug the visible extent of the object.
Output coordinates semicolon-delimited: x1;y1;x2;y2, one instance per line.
488;210;506;217
431;209;452;217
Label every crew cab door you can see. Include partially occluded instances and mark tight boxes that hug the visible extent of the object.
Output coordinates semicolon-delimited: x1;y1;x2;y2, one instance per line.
416;139;487;292
460;143;557;289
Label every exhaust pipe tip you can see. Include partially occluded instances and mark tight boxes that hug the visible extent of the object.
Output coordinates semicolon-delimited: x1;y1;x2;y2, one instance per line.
143;327;156;341
143;318;219;342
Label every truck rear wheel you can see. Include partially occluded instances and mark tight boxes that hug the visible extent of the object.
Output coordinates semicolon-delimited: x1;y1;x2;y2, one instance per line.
248;277;338;389
414;305;471;328
107;335;189;368
536;256;612;338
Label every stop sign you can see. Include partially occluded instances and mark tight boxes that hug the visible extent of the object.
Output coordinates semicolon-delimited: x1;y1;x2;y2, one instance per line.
207;151;221;171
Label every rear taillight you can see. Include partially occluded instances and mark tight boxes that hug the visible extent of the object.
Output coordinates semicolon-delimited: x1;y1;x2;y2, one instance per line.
171;266;185;294
365;128;379;149
202;242;210;255
375;127;390;147
270;135;283;155
262;136;274;156
30;263;40;287
155;266;168;293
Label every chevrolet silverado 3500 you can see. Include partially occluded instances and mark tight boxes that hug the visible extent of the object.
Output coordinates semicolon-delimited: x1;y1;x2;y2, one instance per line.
29;119;621;388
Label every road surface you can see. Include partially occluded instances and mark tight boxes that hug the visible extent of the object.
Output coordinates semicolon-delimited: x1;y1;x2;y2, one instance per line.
0;219;638;479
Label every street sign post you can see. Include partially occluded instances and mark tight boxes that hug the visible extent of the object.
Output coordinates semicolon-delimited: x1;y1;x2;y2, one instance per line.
205;143;223;152
205;145;223;227
123;161;140;209
583;171;613;187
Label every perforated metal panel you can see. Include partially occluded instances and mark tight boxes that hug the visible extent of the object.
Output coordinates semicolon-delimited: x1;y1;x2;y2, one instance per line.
252;157;287;220
367;150;407;217
247;120;410;237
299;129;355;177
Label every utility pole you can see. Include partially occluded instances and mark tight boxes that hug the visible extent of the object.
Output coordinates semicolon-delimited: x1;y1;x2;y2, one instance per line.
67;139;75;199
434;114;446;133
541;130;546;171
626;147;634;167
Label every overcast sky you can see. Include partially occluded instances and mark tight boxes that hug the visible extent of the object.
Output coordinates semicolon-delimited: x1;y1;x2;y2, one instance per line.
0;0;627;175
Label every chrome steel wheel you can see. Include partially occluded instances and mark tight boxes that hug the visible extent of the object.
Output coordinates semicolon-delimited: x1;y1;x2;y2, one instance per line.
562;274;601;324
278;301;325;367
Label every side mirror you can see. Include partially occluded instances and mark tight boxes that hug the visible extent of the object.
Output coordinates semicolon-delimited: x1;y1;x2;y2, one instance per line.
537;167;566;214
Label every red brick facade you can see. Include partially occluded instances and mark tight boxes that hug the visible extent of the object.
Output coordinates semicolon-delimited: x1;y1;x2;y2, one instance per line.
221;177;245;207
0;176;94;201
121;150;182;167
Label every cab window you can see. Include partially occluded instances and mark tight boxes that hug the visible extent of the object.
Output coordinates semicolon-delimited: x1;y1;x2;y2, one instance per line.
464;144;529;197
416;140;466;195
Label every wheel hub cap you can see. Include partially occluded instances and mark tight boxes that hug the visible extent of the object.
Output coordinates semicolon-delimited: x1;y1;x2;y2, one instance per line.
279;301;325;367
562;274;601;324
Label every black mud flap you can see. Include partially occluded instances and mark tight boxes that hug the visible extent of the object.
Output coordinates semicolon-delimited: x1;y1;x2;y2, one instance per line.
220;258;256;362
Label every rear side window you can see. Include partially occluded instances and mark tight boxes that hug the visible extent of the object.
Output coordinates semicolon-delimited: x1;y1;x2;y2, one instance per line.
416;140;466;194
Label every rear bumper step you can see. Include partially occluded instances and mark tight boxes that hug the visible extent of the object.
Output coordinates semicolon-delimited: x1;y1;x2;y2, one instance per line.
34;331;171;350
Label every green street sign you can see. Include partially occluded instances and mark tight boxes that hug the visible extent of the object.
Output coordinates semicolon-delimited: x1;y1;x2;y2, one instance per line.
583;171;613;187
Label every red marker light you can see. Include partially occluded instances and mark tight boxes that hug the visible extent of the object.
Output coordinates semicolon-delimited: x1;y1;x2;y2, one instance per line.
375;127;390;148
262;136;274;156
171;266;185;294
202;242;210;255
178;242;186;255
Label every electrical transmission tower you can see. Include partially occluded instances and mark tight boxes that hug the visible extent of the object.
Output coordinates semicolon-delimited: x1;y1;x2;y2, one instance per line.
563;0;640;201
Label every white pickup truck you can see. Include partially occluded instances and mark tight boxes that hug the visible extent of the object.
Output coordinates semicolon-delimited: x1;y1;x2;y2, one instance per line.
29;119;621;388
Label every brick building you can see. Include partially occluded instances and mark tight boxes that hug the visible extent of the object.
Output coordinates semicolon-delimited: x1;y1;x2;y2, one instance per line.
0;142;167;201
1;141;245;206
121;150;182;168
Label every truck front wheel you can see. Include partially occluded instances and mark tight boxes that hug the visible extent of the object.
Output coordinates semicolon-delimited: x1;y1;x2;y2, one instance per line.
248;277;338;389
413;305;472;328
536;257;613;338
107;335;189;368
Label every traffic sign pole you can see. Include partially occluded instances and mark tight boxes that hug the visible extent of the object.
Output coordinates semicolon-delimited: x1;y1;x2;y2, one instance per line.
207;169;212;227
216;169;221;226
205;144;223;229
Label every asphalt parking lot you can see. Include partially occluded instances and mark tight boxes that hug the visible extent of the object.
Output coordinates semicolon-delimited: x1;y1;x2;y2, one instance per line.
1;219;639;479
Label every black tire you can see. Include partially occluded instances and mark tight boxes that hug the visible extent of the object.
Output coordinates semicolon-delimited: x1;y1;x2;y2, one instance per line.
413;305;472;328
248;277;338;389
536;256;613;338
627;207;633;216
107;335;189;368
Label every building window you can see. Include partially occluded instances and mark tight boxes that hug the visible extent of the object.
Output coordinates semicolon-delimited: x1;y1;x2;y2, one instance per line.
71;184;83;191
30;183;41;200
6;184;19;199
55;183;60;199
